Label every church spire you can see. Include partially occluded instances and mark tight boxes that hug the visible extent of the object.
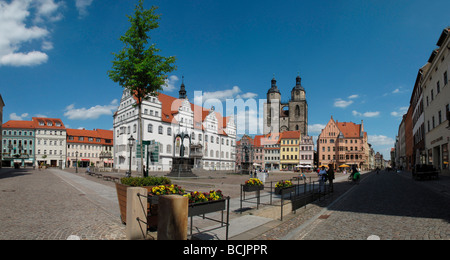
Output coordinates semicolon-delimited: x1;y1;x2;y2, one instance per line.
179;76;186;99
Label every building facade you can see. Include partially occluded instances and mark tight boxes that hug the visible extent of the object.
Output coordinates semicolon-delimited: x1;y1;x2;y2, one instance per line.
33;117;66;168
2;121;35;167
263;133;280;170
423;27;450;172
66;128;114;168
280;130;301;170
113;83;236;172
263;76;308;136
317;117;368;170
299;135;314;169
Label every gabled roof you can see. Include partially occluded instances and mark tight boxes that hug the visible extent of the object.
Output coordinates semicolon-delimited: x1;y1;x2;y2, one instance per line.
336;121;362;138
156;92;231;135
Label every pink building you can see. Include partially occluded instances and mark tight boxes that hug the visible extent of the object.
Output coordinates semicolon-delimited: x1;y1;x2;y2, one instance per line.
317;116;368;170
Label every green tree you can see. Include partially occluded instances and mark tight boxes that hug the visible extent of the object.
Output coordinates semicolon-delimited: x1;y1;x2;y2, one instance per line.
108;0;176;176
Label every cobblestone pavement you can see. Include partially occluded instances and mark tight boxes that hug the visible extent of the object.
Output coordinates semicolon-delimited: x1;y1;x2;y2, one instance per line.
281;171;450;240
0;168;125;240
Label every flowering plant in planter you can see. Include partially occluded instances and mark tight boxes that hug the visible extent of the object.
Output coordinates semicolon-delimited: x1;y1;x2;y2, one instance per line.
275;180;293;189
185;190;224;204
150;184;185;196
244;178;264;186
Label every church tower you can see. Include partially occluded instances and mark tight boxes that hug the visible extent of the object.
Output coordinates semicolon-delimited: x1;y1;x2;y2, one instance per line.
288;75;308;135
263;77;281;134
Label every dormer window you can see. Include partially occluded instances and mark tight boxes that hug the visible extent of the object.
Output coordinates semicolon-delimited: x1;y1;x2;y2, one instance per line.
47;122;52;126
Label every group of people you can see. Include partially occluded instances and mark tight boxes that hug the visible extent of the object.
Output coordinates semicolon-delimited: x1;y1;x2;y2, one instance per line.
317;164;361;193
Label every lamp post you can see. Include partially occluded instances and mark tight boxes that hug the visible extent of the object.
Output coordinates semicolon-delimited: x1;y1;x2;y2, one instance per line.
75;151;78;173
128;135;135;177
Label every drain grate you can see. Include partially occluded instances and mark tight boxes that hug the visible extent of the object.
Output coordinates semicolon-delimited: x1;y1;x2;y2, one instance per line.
2;190;16;193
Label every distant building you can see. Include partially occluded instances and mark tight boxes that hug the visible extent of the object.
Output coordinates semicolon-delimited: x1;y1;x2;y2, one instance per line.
263;132;280;170
280;130;301;170
2;120;35;167
263;76;308;136
66;128;113;168
317;117;368;170
32;117;66;168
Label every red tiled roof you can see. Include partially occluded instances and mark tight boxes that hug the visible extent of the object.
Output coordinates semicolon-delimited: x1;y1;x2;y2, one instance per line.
157;92;231;136
336;122;361;138
280;130;301;139
66;128;113;145
2;120;35;129
31;117;65;129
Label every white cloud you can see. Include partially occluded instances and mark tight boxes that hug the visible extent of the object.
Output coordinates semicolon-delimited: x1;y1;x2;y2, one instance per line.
194;86;257;104
308;123;326;134
390;106;408;117
75;0;93;18
9;112;29;120
0;0;63;67
368;135;395;146
352;110;380;118
334;98;353;108
64;99;118;120
163;75;179;92
348;94;359;99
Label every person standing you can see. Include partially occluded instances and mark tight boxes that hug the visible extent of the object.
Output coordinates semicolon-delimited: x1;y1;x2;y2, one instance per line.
318;166;327;193
327;164;335;192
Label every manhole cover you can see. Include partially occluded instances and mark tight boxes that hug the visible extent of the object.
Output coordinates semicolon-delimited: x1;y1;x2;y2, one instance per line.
318;214;330;219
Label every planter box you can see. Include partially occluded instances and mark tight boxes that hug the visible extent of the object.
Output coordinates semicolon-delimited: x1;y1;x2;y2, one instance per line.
115;183;158;228
188;199;226;217
243;185;264;192
275;186;295;195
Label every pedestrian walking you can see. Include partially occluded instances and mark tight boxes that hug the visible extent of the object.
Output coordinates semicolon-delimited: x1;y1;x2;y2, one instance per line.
327;164;335;192
351;165;360;184
318;166;327;193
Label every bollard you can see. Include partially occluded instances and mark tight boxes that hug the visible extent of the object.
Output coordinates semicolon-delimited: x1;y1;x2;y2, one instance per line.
157;195;188;240
126;187;147;240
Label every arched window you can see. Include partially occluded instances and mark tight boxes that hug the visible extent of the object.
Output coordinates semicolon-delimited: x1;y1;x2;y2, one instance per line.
295;105;300;117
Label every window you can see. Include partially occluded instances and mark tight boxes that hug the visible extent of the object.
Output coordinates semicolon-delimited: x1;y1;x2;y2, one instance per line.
431;89;434;101
148;124;153;133
438;111;442;125
158;126;163;134
444;71;448;85
437;81;440;94
167;127;172;136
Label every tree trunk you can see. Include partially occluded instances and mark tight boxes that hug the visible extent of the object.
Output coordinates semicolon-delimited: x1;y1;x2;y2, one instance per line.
138;102;144;177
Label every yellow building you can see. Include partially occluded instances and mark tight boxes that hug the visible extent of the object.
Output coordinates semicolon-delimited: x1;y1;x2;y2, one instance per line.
280;130;301;170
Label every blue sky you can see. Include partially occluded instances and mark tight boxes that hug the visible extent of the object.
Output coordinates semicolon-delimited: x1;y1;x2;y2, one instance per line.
0;0;448;158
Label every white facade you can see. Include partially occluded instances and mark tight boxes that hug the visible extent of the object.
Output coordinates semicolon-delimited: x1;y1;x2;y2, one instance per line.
299;135;314;168
113;88;237;172
423;28;450;172
33;118;66;168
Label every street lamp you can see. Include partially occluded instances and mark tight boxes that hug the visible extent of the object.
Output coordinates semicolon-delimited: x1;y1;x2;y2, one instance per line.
128;135;135;177
75;151;78;173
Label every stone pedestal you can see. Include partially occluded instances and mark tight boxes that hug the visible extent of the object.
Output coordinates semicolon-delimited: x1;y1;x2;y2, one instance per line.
157;195;189;240
166;157;197;177
126;187;147;240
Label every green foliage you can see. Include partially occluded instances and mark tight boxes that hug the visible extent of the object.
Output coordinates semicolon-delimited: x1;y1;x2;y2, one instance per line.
108;0;177;103
120;176;171;187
